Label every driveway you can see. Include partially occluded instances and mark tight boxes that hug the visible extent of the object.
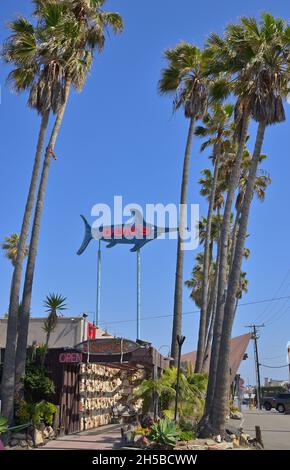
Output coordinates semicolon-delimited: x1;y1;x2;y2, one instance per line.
242;408;290;450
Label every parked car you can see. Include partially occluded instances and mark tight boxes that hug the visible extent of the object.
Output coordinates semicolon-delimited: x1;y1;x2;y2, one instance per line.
262;393;290;413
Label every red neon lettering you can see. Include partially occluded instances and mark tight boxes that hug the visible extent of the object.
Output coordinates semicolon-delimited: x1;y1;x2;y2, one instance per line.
103;227;112;237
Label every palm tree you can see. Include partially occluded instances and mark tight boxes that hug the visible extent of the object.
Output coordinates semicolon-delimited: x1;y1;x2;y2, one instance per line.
208;13;288;437
199;19;272;436
230;152;271;267
159;42;208;364
2;234;28;267
41;293;67;366
194;103;234;372
0;14;62;425
14;0;123;396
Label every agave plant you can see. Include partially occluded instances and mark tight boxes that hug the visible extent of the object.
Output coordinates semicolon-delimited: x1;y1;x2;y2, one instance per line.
149;419;179;447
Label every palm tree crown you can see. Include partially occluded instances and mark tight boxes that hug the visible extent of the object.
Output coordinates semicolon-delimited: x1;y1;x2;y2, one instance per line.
159;42;208;119
2;234;28;267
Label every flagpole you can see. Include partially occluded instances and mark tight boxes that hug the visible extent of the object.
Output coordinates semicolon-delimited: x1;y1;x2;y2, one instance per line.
96;240;101;327
137;249;141;340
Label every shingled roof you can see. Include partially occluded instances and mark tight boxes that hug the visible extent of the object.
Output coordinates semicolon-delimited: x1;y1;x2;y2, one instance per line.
181;333;252;379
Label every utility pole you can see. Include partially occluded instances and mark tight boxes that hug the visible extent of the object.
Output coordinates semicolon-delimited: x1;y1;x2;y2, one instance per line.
245;324;265;410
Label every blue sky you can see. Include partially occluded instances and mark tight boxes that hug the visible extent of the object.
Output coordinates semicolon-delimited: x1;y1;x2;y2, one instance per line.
1;0;290;384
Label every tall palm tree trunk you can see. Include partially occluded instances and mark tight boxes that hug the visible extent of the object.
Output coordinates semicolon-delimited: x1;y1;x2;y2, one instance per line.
199;114;250;436
171;117;195;364
15;79;71;389
0;111;50;425
195;145;220;372
212;121;266;436
229;205;241;268
203;230;221;370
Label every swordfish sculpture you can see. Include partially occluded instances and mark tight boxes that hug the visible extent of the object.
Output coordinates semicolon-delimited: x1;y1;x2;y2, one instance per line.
77;209;178;255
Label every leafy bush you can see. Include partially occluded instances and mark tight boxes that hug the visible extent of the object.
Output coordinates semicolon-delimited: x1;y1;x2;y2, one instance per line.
134;426;150;437
24;364;55;402
36;401;57;426
149;419;179;447
15;400;32;425
135;368;208;421
179;418;195;432
0;416;8;434
179;431;194;441
15;400;57;426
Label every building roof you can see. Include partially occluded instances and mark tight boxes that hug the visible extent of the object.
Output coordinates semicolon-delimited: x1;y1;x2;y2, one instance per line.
181;333;252;379
0;316;113;349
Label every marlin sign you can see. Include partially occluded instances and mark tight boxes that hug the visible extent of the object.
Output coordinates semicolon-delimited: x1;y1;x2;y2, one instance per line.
77;209;178;255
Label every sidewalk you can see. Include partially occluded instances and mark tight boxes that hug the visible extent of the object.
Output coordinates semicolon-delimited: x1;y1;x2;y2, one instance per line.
41;425;122;450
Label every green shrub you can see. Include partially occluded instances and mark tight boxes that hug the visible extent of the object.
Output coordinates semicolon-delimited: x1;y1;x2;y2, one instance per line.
179;431;194;442
15;400;32;425
179;418;195;432
36;401;57;426
0;416;8;433
15;400;56;426
149;419;179;447
24;364;55;402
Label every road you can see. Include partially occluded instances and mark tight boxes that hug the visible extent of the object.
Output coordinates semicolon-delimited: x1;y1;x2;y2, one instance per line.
242;408;290;450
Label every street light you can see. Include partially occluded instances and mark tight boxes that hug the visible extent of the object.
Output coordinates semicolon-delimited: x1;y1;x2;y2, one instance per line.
174;335;186;422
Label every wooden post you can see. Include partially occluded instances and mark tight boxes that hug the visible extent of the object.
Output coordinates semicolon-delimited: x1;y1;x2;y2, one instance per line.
255;425;264;448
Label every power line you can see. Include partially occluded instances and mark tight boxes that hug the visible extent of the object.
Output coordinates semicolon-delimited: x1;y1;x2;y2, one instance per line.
262;295;290;325
267;305;290;326
93;295;290;327
253;269;290;323
262;354;287;360
260;364;289;369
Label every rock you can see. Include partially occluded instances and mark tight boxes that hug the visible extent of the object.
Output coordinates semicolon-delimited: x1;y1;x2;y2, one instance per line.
33;429;44;446
47;426;55;439
43;428;50;439
240;433;250;446
19;440;28;448
231;411;243;420
121;425;135;445
27;439;34;448
10;439;19;447
135;436;150;448
232;438;240;448
226;425;242;437
215;435;222;443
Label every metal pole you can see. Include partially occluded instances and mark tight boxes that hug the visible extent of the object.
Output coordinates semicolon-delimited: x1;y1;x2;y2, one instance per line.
96;240;101;327
174;335;186;422
137;249;141;340
253;325;262;410
246;324;264;410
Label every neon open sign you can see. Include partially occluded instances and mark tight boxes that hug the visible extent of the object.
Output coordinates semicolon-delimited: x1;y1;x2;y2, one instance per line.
59;352;83;363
